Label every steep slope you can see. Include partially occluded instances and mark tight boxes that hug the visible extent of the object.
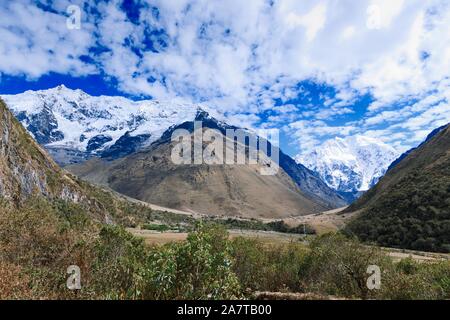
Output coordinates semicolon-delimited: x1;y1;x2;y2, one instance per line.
0;97;80;203
297;135;398;202
346;124;450;252
386;124;448;172
2;85;202;165
69;112;346;218
0;98;160;223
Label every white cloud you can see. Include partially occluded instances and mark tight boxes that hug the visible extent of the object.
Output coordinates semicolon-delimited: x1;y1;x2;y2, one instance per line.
284;2;327;41
0;0;95;77
366;0;405;29
341;26;356;39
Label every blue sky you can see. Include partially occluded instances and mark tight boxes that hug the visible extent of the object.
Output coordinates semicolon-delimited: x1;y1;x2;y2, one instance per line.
0;0;449;158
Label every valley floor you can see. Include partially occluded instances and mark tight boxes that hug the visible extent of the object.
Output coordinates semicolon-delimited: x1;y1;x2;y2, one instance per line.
128;206;450;263
267;206;355;234
127;228;306;245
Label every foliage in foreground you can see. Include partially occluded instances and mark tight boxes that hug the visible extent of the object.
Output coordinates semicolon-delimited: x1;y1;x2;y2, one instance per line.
1;199;450;300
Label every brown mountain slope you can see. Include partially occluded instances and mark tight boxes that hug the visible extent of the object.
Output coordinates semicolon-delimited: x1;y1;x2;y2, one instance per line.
346;124;450;252
68;129;330;218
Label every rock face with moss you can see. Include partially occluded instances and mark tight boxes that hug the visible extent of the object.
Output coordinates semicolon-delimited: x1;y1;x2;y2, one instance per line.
0;98;78;203
346;123;450;252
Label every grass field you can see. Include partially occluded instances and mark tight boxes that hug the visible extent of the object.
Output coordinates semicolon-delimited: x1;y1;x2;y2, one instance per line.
127;228;307;245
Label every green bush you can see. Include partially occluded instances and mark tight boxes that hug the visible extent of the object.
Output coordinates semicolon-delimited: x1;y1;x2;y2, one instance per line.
139;223;241;300
230;238;307;292
89;225;147;299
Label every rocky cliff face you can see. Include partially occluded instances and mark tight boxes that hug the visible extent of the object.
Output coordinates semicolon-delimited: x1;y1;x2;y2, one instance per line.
0;97;71;202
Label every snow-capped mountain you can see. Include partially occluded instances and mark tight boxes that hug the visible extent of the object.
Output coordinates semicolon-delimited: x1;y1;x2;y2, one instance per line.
1;85;208;165
297;135;399;200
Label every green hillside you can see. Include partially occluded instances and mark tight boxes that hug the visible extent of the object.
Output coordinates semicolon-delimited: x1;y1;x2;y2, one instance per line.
346;124;450;252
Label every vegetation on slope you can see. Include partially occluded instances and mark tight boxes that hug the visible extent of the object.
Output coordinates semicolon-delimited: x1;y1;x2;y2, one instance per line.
346;124;450;252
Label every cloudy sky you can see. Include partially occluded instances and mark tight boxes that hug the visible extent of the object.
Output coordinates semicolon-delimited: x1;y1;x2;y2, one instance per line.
0;0;449;157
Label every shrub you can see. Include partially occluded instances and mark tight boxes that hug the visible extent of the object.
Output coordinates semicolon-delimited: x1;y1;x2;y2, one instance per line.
230;238;307;293
298;233;392;299
140;223;241;300
89;225;147;299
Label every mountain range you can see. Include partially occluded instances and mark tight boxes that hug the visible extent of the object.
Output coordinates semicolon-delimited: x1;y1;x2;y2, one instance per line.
1;87;449;251
2;86;348;216
2;86;402;206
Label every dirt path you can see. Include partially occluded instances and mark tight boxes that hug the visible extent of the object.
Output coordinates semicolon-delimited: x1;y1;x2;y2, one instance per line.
276;207;356;234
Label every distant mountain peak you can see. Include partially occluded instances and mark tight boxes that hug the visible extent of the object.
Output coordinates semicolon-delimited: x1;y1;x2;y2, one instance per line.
194;108;210;120
56;84;68;90
297;135;399;196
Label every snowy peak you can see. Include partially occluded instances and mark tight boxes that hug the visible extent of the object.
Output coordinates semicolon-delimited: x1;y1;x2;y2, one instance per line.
297;135;399;193
1;86;210;164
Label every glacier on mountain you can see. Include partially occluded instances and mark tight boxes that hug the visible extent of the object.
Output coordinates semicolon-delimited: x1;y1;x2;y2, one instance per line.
297;135;399;195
